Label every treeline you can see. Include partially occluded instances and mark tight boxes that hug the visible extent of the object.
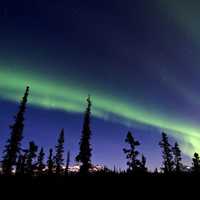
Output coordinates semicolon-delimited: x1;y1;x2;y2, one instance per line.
0;86;200;176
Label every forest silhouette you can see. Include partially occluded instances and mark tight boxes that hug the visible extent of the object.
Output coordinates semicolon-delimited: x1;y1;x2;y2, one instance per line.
1;86;200;178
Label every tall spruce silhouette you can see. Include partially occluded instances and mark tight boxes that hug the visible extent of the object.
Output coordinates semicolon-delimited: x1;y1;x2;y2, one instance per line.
76;96;92;174
25;141;38;175
47;148;54;175
159;133;174;174
55;129;65;175
172;142;182;173
123;131;141;173
37;147;45;175
192;152;200;173
2;86;29;175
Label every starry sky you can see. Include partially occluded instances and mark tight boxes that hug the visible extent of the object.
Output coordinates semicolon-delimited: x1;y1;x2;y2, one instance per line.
0;0;200;170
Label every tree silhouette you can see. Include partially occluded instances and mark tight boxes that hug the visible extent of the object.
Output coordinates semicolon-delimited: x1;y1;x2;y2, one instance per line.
123;131;141;173
47;148;54;175
55;129;65;175
140;154;147;173
37;147;45;175
16;154;24;175
76;96;92;174
154;168;158;174
1;86;199;177
18;150;28;175
172;142;182;173
25;141;38;175
2;86;29;175
113;165;117;173
159;133;174;174
65;151;70;176
192;152;200;173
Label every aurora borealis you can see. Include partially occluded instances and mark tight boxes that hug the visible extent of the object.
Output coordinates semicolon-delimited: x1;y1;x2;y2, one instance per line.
1;0;200;169
1;67;200;156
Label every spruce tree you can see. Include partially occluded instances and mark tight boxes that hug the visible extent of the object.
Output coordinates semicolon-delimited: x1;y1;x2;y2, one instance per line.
25;141;38;175
159;132;174;174
65;151;70;175
37;147;45;175
16;154;23;175
172;142;182;173
76;96;92;174
47;148;54;175
19;149;28;175
55;129;65;175
154;168;158;174
2;86;29;175
192;152;200;173
123;131;141;173
140;154;147;173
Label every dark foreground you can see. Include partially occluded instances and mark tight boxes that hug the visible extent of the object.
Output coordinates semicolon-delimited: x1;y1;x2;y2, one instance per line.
0;175;197;200
0;173;198;192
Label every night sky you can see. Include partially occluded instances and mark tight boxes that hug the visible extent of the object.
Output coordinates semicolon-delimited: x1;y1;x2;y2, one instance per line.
0;0;200;170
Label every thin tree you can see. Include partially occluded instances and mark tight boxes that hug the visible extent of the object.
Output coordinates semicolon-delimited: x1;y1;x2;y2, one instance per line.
65;151;70;176
123;131;141;173
76;96;92;174
25;141;38;175
192;152;200;173
113;165;117;173
16;154;23;175
2;86;29;175
18;149;28;175
172;142;182;173
159;132;174;174
154;168;158;175
47;148;54;175
55;129;65;175
140;154;147;173
37;147;45;175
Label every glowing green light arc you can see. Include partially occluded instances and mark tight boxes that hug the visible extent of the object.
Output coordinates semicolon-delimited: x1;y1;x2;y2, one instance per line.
1;67;200;157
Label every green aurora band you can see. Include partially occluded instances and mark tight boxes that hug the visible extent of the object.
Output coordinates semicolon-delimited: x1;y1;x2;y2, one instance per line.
1;67;200;157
